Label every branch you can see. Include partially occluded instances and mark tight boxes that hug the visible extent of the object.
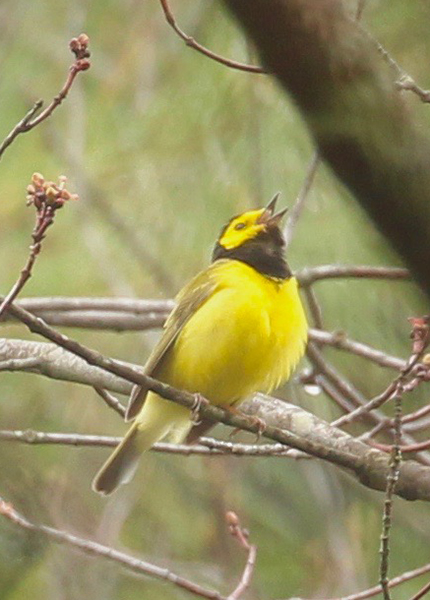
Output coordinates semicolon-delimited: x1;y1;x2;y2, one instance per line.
280;560;430;600
0;338;131;394
0;429;302;458
3;334;430;500
309;329;404;371
333;318;430;429
298;265;410;287
283;151;320;249
159;0;265;74
0;34;90;160
223;0;430;297
0;174;78;319
0;497;225;600
4;299;430;500
225;512;257;600
3;297;406;371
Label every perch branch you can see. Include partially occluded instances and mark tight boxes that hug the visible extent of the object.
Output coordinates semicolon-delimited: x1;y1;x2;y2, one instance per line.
3;332;430;500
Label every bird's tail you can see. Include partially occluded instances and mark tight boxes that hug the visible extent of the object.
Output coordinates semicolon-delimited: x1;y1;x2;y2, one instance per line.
92;394;192;495
92;414;168;495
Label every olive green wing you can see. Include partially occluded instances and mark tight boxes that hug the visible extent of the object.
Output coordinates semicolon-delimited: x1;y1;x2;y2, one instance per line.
125;266;221;421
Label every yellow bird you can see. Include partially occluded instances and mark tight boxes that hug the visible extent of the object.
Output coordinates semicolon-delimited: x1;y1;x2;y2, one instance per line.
93;194;308;494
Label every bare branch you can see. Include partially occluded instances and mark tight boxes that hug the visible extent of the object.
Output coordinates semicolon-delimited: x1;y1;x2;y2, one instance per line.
358;25;430;104
303;287;324;331
3;305;430;500
0;428;306;457
298;265;410;287
159;0;265;74
0;497;225;600
0;338;131;395
333;318;430;429
93;387;126;418
15;297;174;313
225;512;257;600
379;394;403;600
396;76;430;103
310;329;404;371
0;35;90;160
283;151;320;249
281;560;430;600
4;298;406;372
0;174;78;319
409;579;430;600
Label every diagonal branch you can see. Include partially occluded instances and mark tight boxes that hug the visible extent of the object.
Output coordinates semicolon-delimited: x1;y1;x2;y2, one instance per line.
0;497;225;600
159;0;265;73
0;34;90;160
281;559;430;600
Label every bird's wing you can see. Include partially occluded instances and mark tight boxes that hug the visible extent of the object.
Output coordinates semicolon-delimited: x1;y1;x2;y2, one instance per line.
125;265;221;421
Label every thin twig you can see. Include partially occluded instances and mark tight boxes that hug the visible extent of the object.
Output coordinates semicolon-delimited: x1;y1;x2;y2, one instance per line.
379;392;403;600
158;0;265;74
0;429;305;457
0;497;225;600
306;343;369;413
281;560;430;600
369;439;430;454
284;151;320;249
303;288;324;331
409;579;430;600
225;512;257;600
333;318;430;429
0;35;90;160
358;23;430;104
309;329;404;371
396;76;430;103
93;387;126;418
379;318;429;599
0;174;78;319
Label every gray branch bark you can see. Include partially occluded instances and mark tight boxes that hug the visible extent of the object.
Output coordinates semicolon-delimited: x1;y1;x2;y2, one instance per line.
2;337;430;502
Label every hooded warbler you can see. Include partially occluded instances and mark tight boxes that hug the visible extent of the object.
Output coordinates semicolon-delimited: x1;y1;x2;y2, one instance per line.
93;194;308;494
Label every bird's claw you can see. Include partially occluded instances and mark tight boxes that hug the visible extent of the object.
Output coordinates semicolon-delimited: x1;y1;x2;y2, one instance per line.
248;415;267;441
190;393;209;425
226;406;267;441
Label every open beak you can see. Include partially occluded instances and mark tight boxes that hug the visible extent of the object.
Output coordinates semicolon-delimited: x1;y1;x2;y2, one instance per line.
257;192;288;226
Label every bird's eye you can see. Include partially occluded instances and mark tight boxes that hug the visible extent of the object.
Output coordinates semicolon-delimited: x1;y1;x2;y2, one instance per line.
234;222;246;231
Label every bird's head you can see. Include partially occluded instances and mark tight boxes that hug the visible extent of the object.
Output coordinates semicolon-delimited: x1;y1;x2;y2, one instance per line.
212;193;291;279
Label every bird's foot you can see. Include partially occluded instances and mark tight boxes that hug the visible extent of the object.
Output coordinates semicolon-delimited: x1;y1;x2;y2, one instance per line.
226;406;267;441
190;393;209;425
247;415;267;441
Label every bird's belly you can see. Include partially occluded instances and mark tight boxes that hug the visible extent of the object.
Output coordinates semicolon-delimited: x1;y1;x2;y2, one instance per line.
158;279;307;406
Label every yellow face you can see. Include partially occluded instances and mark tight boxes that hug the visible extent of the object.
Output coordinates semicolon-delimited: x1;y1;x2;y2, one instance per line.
218;208;267;250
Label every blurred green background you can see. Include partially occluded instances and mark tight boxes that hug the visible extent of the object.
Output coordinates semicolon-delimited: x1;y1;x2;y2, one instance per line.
1;1;430;598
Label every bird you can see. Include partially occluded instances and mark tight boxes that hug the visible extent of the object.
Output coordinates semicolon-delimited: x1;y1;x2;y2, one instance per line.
92;193;308;494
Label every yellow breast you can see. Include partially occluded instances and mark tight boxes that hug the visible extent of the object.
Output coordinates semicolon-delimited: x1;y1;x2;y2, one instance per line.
158;260;308;406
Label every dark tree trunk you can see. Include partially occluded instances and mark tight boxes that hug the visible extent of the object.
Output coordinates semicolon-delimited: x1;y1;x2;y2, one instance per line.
224;0;430;298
